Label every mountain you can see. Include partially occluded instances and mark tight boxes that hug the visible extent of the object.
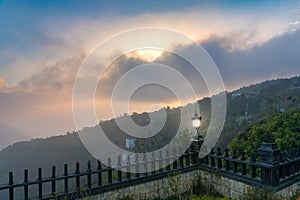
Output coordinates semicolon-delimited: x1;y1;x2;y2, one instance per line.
0;76;300;186
0;134;95;183
0;124;29;150
217;76;300;149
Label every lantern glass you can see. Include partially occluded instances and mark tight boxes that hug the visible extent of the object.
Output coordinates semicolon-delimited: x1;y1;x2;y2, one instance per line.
192;118;201;128
192;112;201;128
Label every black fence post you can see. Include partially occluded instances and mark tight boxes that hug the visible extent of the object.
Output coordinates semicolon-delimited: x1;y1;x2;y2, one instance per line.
97;161;102;186
232;150;237;173
258;133;280;186
286;163;291;177
87;161;92;193
143;153;148;176
192;148;199;166
179;154;184;168
9;172;14;200
296;148;300;172
224;149;230;171
250;153;256;178
51;166;56;196
64;164;69;195
217;148;222;169
38;168;42;199
126;156;131;180
151;152;156;174
185;150;190;167
241;151;247;175
279;152;286;179
24;169;28;200
166;149;171;171
75;162;81;193
107;158;112;184
210;148;215;168
159;150;163;172
204;154;209;165
173;148;178;170
117;156;122;182
290;157;296;175
135;154;140;178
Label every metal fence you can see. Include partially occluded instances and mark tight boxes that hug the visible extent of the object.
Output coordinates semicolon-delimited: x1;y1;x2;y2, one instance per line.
0;149;198;200
0;133;299;199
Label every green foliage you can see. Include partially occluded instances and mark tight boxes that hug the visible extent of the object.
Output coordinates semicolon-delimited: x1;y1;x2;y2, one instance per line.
188;195;230;200
152;194;230;200
167;172;180;195
192;173;224;198
50;192;57;200
117;196;134;200
229;110;300;158
243;187;279;200
290;191;300;200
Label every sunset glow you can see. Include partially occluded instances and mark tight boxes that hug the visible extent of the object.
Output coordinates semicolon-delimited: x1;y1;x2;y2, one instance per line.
127;49;164;62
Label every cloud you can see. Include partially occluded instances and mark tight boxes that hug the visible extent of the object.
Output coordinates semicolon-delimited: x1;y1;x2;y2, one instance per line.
200;29;300;90
0;53;86;137
2;52;85;95
94;51;209;104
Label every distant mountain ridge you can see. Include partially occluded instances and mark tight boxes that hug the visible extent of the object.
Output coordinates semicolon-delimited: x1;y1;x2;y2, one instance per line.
0;124;29;151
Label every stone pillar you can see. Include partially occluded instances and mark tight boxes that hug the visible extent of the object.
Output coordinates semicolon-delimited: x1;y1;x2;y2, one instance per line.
191;138;204;152
191;135;204;165
258;133;280;186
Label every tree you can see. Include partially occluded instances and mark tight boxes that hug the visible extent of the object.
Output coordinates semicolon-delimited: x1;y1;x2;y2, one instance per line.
229;110;300;159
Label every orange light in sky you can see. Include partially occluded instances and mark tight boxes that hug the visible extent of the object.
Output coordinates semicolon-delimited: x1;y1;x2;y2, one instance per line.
127;49;164;62
0;77;4;88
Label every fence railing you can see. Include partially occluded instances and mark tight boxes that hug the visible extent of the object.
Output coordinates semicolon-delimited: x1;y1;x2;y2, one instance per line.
0;133;300;199
199;147;300;189
0;149;198;200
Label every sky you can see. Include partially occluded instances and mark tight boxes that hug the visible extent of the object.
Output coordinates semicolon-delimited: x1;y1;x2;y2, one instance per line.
0;0;300;138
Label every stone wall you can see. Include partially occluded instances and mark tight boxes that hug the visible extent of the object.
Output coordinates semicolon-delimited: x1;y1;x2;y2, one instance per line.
79;170;200;200
197;170;300;200
275;182;300;199
80;169;300;200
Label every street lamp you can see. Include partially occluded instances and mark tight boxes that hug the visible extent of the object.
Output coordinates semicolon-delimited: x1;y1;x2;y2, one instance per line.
191;111;203;152
192;112;201;130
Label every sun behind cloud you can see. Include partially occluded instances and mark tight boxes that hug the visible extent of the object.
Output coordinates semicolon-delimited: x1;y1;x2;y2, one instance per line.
126;49;164;62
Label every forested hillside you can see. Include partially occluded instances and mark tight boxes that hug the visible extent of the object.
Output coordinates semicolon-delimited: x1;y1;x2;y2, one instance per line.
229;110;300;158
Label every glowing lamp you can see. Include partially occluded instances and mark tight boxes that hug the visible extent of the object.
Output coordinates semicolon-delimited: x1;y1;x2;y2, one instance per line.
192;112;201;129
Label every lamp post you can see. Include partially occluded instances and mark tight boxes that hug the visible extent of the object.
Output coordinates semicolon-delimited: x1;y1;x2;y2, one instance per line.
191;111;203;152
